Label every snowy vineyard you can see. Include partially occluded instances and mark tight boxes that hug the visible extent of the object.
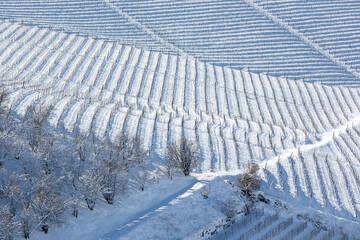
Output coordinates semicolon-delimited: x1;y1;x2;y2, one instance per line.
0;0;360;86
208;208;349;240
0;19;360;221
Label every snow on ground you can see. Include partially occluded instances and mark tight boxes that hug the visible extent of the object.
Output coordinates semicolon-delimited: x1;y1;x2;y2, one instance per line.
32;175;197;240
27;171;360;240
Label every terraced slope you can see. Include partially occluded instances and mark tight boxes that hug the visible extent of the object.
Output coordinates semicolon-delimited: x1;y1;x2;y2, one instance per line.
211;209;349;240
1;21;360;218
1;0;360;86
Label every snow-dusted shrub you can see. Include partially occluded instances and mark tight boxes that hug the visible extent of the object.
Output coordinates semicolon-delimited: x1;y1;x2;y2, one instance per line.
221;199;238;219
239;164;260;194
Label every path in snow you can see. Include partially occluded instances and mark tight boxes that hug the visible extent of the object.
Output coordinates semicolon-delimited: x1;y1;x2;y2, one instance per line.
99;178;208;240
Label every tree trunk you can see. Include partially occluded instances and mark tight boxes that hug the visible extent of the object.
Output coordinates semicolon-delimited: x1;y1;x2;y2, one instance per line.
41;224;49;234
73;208;78;218
103;192;115;204
24;231;30;239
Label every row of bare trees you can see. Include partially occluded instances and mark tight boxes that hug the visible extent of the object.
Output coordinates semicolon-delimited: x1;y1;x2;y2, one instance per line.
0;87;199;239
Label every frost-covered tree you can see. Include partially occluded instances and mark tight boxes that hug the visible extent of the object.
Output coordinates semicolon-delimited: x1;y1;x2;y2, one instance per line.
80;163;103;210
114;134;149;171
0;88;13;166
23;104;52;153
0;133;11;166
0;170;21;215
97;134;149;202
31;174;66;234
165;154;177;180
74;132;88;161
65;155;84;218
19;200;34;239
95;141;131;204
0;205;20;240
134;167;149;191
18;179;36;239
98;143;123;204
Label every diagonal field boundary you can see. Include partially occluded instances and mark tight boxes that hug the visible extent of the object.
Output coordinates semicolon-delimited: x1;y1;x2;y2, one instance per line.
243;0;360;80
101;0;186;57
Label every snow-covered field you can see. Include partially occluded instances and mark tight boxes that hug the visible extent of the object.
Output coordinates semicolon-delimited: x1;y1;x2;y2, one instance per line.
1;1;360;239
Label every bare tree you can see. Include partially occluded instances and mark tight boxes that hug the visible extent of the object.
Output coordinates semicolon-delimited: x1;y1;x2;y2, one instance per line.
114;134;149;171
80;163;103;210
165;152;178;179
97;134;149;202
23;104;52;153
0;85;7;106
0;135;11;166
11;138;25;160
19;180;36;239
98;147;124;204
167;138;199;177
95;141;130;204
0;88;13;166
62;149;84;218
31;174;66;234
134;168;149;191
19;207;32;239
74;131;88;161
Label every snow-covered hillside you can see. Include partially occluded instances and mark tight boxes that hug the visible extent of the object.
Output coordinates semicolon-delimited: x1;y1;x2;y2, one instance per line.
1;19;360;219
0;1;360;239
0;0;359;85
